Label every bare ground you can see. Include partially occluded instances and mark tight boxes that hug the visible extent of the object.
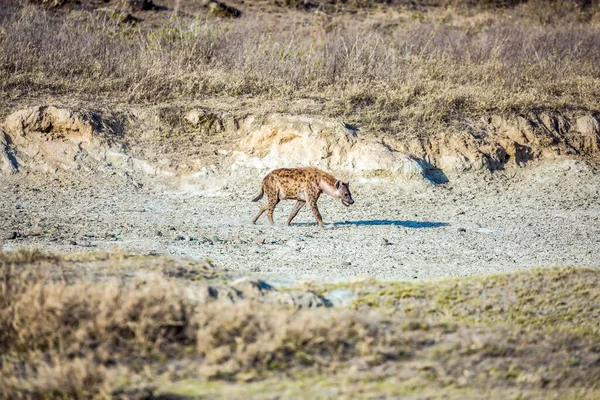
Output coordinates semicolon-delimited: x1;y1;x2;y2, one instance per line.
1;158;598;286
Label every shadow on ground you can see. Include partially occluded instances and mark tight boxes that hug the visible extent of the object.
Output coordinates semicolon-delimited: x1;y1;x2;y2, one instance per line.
294;220;449;228
335;220;449;228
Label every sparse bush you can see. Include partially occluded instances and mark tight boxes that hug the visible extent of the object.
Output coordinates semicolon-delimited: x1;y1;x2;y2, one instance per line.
0;2;598;135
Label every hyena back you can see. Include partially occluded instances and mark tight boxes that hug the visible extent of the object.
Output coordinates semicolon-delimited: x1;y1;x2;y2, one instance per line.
252;167;354;228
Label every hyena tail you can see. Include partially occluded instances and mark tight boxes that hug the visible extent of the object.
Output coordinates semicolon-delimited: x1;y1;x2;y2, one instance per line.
251;186;264;202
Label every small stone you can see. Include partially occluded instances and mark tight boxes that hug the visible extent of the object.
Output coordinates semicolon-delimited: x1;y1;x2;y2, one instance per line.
5;232;18;240
323;289;356;307
255;237;265;244
381;238;390;246
156;231;163;237
27;228;42;237
206;0;241;18
233;235;242;244
128;0;153;11
174;235;186;241
212;235;221;243
458;228;466;233
342;261;352;266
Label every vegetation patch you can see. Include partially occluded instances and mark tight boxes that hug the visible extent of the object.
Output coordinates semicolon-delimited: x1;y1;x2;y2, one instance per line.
1;2;598;135
1;249;598;398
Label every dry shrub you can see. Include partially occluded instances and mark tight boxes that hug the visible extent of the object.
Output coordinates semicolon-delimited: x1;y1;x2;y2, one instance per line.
0;250;407;396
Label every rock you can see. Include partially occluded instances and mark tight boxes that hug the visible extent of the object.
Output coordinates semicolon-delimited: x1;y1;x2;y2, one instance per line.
569;115;600;155
204;0;241;18
458;228;466;233
183;108;219;128
255;237;265;244
196;285;239;304
323;289;357;307
156;231;163;236
575;115;600;137
0;130;18;174
128;0;153;11
5;232;19;240
272;291;330;308
232;235;242;244
231;278;274;298
27;228;42;237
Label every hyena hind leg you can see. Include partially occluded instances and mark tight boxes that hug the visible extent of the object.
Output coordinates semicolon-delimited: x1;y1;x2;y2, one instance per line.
252;203;268;224
286;200;305;226
266;198;280;225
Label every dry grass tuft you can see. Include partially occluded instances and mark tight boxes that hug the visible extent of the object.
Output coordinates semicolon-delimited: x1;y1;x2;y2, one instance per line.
1;250;599;398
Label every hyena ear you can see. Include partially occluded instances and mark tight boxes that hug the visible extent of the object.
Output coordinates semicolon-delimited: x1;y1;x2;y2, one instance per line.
345;180;350;186
334;180;341;189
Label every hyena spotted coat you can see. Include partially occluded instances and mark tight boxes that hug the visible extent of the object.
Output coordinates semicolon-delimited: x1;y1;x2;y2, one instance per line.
252;167;354;228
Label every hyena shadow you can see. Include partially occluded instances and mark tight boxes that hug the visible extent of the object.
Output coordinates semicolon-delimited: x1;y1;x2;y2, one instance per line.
294;220;449;228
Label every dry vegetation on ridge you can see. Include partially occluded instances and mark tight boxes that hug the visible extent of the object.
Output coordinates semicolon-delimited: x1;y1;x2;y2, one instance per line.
0;248;599;398
0;0;599;135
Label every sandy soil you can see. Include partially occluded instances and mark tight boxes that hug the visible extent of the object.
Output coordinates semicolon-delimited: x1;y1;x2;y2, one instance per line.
1;158;598;286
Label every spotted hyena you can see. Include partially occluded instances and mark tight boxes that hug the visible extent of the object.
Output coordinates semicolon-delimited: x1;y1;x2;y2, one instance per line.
252;167;354;228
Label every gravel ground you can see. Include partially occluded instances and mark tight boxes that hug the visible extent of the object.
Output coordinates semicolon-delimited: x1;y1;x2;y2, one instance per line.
1;159;599;286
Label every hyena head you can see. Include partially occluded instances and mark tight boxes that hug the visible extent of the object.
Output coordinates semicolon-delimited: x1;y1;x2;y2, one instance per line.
334;180;354;207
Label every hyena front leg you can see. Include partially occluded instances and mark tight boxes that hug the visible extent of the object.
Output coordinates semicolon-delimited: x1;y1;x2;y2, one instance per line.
286;200;305;226
307;195;324;228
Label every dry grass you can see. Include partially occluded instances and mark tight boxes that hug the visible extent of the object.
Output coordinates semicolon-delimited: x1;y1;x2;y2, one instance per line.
0;1;599;135
346;266;600;338
1;248;599;398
